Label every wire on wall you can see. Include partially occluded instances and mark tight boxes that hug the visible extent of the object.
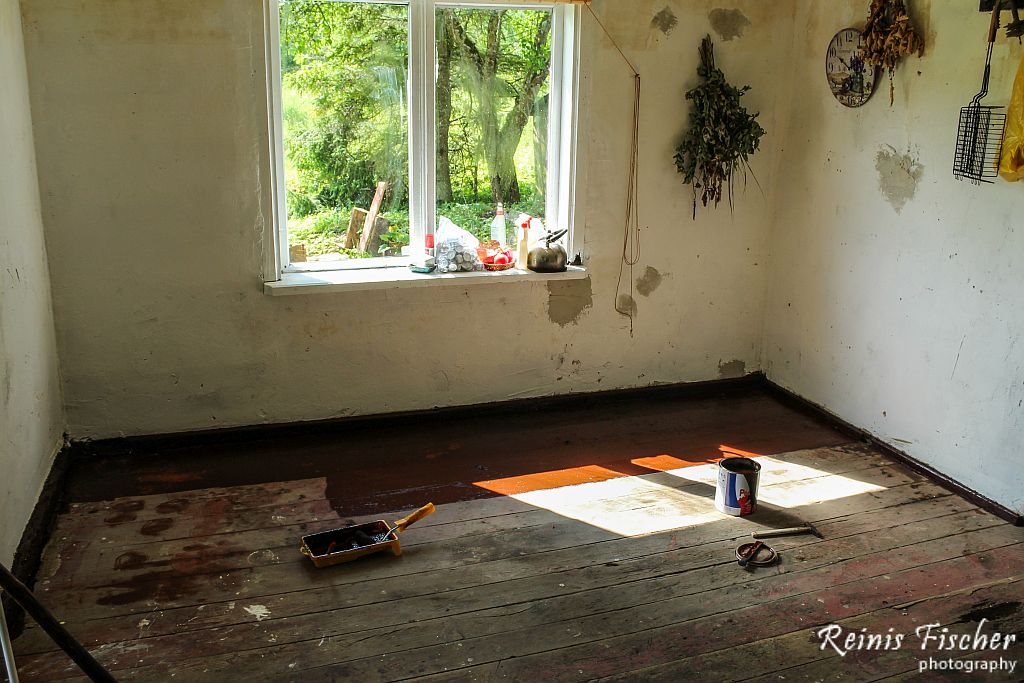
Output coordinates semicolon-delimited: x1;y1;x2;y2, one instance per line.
584;4;643;337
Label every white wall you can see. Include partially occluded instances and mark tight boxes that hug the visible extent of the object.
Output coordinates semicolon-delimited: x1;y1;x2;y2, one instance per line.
21;0;791;439
0;0;65;565
764;0;1024;514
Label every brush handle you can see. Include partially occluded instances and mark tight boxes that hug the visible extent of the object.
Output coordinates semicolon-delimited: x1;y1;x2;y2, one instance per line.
989;0;1003;44
393;503;436;533
751;526;812;539
737;541;763;567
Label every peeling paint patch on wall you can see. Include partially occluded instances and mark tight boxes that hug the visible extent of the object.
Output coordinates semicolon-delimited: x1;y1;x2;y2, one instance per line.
718;359;746;378
616;293;638;318
635;266;664;297
709;8;751;42
651;7;679;35
547;278;593;326
875;145;923;213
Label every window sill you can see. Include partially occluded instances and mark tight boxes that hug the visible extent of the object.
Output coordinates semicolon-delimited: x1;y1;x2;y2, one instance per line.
264;265;588;296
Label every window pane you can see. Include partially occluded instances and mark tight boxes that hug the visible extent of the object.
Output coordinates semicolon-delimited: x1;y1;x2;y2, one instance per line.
280;1;410;264
436;7;552;250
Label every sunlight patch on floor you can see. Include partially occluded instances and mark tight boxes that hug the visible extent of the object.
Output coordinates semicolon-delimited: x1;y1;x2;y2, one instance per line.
475;449;886;537
496;468;722;537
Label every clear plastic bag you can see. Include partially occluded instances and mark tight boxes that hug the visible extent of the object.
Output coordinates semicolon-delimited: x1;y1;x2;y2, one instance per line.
434;216;480;273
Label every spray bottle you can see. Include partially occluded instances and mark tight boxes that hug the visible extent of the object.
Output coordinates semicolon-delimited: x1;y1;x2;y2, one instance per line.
516;214;538;269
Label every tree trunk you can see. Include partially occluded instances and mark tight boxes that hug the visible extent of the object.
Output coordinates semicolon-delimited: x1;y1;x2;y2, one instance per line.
490;128;523;204
436;11;455;203
533;93;548;200
447;11;550;207
489;164;521;204
480;13;503;203
486;13;551;206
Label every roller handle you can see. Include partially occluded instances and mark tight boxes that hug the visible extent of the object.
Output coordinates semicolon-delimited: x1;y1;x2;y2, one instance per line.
393;503;436;533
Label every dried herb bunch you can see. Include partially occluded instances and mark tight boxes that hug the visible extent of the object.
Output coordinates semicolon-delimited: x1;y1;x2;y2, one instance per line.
674;36;765;218
862;0;925;105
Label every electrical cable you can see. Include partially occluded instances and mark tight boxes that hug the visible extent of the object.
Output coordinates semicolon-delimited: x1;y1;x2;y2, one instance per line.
584;5;643;336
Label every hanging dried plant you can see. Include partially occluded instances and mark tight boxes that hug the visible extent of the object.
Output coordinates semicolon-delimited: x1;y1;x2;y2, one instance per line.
862;0;926;105
674;36;765;219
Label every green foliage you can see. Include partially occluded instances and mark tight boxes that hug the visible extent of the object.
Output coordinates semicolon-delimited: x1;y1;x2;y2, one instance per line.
281;2;554;259
378;209;410;256
281;1;408;217
289;208;370;258
674;36;765;218
438;8;551;204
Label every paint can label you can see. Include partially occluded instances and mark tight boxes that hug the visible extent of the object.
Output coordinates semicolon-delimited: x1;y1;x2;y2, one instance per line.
715;458;760;516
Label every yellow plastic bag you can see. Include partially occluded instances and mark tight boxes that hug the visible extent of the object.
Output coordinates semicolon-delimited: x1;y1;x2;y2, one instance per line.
999;52;1024;181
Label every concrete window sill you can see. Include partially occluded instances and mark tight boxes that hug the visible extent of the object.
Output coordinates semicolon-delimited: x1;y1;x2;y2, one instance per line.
264;265;588;296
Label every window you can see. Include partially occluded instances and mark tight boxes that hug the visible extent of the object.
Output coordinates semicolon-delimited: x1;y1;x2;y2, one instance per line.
265;0;580;278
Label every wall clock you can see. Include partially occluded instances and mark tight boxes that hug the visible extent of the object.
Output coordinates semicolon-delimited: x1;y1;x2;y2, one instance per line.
825;28;877;108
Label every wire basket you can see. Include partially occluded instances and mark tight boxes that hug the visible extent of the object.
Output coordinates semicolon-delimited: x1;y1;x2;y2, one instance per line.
953;105;1006;184
953;3;1009;185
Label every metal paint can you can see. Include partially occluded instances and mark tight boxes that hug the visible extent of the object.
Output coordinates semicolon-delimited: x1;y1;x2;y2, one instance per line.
715;457;761;516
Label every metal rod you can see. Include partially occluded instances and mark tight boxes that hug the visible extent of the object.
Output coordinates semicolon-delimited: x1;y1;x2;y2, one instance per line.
0;563;116;683
0;593;20;683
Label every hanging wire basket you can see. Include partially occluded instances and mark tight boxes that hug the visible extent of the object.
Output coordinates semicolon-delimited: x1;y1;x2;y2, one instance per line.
953;2;1009;184
954;104;1006;184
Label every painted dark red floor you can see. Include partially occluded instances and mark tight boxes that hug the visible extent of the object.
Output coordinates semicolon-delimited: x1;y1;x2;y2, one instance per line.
63;382;852;517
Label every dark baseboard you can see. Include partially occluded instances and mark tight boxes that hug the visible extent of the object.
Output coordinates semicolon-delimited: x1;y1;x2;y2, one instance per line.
763;380;1024;527
68;372;768;459
4;441;72;639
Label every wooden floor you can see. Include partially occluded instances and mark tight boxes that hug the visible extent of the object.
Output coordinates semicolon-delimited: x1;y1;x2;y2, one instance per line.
10;387;1024;681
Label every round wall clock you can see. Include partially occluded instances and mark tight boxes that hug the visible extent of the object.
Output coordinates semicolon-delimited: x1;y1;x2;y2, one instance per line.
825;28;877;108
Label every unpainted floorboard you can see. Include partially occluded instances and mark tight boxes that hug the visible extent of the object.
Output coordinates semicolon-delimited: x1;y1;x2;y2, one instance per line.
32;452;919;625
16;462;1024;681
16;481;960;660
38;446;899;591
15;491;978;669
12;390;1024;682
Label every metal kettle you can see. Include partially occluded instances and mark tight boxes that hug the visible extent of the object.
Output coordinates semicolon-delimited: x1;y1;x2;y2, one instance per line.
527;228;569;273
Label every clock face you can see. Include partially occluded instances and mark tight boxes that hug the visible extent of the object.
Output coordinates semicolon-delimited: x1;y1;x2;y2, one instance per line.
825;28;877;107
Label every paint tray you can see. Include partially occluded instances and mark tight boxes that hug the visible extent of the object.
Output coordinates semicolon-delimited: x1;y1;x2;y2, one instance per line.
300;503;435;568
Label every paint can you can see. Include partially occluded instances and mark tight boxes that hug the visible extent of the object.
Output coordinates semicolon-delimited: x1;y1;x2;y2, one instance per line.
715;457;761;516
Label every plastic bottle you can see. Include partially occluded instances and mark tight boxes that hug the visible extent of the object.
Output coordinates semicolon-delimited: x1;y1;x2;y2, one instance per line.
490;202;507;246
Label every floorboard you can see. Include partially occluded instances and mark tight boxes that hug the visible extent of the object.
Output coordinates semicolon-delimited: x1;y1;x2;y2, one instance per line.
10;389;1023;681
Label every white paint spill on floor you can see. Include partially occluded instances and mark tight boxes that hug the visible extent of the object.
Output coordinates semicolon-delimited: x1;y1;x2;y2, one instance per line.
243;604;272;621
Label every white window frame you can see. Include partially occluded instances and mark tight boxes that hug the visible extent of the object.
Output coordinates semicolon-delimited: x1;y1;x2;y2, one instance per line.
262;0;581;281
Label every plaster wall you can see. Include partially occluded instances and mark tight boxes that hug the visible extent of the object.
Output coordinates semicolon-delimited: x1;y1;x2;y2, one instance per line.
0;0;64;565
764;0;1024;513
22;0;790;438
